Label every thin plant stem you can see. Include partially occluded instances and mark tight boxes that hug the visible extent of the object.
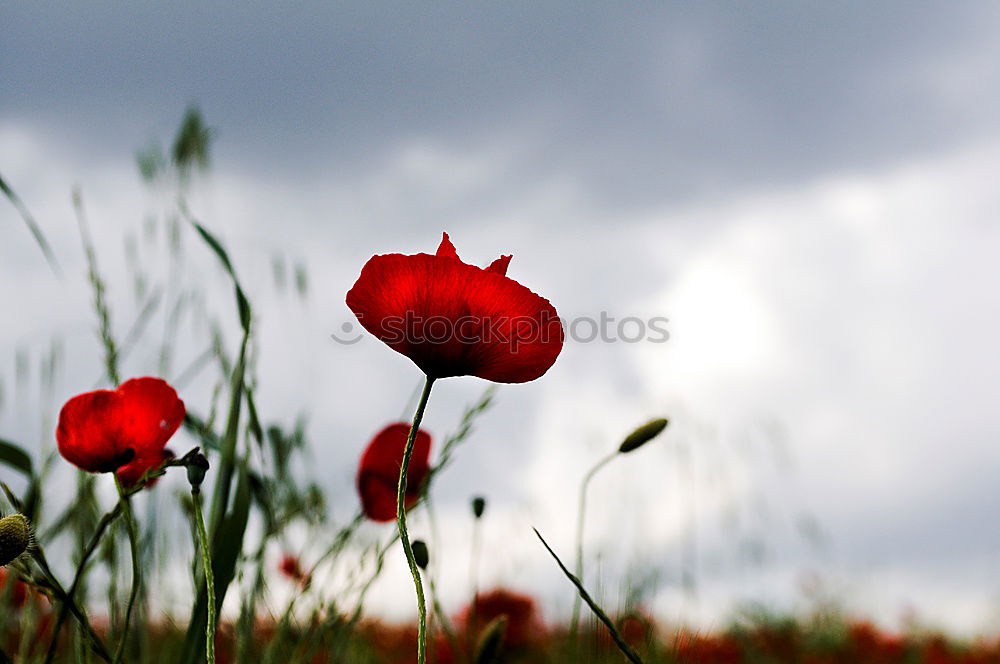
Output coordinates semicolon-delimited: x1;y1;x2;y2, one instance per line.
192;489;216;664
29;538;113;663
468;516;482;658
113;477;141;664
569;450;619;645
425;498;463;664
428;572;462;664
398;375;435;664
45;503;125;664
534;528;645;664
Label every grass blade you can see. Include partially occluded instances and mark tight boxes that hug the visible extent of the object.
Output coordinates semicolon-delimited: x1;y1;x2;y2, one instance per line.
0;172;61;275
533;528;645;664
0;438;33;477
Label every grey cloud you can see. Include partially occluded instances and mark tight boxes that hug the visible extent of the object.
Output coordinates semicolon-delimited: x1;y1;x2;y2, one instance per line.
5;3;1000;217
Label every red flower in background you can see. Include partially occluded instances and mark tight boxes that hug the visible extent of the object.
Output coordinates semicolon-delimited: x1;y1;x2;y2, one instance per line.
357;423;432;522
458;588;544;649
56;377;185;486
346;233;563;383
278;554;311;587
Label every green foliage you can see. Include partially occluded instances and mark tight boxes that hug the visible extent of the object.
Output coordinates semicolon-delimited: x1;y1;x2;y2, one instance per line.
0;440;32;478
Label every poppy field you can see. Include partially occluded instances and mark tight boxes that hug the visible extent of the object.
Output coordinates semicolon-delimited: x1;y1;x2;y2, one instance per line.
0;111;996;664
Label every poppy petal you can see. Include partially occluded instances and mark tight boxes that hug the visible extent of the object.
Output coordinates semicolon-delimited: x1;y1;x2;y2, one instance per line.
347;244;563;383
356;423;432;522
436;232;460;260
57;377;185;482
485;255;512;276
57;391;136;473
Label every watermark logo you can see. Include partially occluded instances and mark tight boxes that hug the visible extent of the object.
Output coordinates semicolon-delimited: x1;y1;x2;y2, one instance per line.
331;312;669;347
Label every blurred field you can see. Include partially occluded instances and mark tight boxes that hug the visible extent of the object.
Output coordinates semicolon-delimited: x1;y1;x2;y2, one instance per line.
1;110;995;664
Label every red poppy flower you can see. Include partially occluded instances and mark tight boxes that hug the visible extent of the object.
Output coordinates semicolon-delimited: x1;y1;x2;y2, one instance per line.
278;553;311;587
457;588;544;648
56;377;185;486
357;423;432;522
346;233;563;383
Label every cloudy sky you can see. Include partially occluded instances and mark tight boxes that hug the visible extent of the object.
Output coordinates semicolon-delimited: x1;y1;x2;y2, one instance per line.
3;2;1000;633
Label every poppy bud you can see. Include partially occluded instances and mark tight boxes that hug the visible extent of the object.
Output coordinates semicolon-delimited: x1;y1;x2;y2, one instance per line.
412;539;429;571
474;615;508;664
186;452;210;492
472;496;486;519
0;514;31;566
618;418;669;454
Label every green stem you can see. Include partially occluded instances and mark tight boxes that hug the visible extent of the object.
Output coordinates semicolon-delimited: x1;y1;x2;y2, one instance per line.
428;573;462;664
192;490;216;664
468;516;482;658
425;498;463;664
398;376;435;664
114;477;141;664
569;451;618;645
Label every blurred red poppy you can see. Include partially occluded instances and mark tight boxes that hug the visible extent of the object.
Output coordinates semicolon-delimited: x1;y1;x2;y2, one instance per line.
458;588;544;649
346;233;563;383
278;554;310;587
56;377;185;486
357;423;432;522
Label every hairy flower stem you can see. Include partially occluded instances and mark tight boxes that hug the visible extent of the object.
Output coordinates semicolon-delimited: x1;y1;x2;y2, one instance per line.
398;376;435;664
191;488;216;664
113;477;141;664
569;451;619;648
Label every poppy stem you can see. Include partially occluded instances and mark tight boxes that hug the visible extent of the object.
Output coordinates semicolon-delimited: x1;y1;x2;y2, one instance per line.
191;487;216;664
398;375;436;664
113;476;141;664
569;450;619;649
468;513;483;658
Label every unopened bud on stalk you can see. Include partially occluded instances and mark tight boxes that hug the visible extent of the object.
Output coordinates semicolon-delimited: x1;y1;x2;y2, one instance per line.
412;539;429;570
186;452;210;493
472;496;486;519
618;418;669;454
474;615;508;664
0;514;31;566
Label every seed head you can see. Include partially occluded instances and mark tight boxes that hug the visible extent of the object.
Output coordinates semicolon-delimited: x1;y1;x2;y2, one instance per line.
0;514;31;566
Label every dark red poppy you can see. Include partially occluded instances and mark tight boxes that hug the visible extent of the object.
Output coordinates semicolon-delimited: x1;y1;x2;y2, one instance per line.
278;553;311;587
357;423;432;522
56;377;185;486
346;233;563;383
457;588;544;649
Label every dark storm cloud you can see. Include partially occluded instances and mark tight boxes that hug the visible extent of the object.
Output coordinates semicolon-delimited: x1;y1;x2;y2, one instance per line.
5;2;1000;214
